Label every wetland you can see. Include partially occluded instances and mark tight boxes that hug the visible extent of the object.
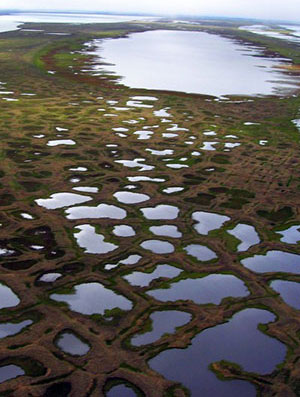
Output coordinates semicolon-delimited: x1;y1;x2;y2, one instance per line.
0;11;299;397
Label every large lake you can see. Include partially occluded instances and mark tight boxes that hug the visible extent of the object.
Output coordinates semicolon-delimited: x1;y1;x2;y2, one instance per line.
0;12;157;33
89;30;299;97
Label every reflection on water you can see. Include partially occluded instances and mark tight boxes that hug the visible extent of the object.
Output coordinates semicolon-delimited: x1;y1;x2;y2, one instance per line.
276;225;300;244
149;309;286;396
241;250;300;274
0;283;20;309
47;139;76;146
112;224;136;237
38;273;62;283
201;142;218;151
0;320;32;338
150;225;182;238
90;30;299;96
65;203;127;220
73;186;99;193
141;204;179;220
227;223;260;252
147;274;249;304
105;254;142;270
113;191;150;204
240;24;300;43
0;365;24;383
124;264;181;287
162;187;184;194
36;192;92;210
74;224;118;254
192;211;230;235
270;280;300;310
131;310;191;346
184;244;217;261
56;331;90;356
140;240;175;254
106;383;138;397
115;158;154;172
51;282;132;315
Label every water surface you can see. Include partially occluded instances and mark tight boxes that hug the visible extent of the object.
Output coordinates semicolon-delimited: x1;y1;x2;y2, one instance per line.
91;30;299;96
150;225;182;238
105;254;142;270
36;192;92;210
270;280;300;310
47;139;76;146
56;331;90;356
240;24;300;43
241;250;300;274
0;283;20;309
192;211;230;235
141;205;179;220
147;274;249;304
227;224;260;252
113;191;150;204
141;240;175;254
131;310;191;346
0;365;24;383
74;224;118;254
106;383;138;397
149;309;286;396
66;203;126;220
38;273;62;283
112;225;136;237
276;225;300;244
0;320;32;338
162;187;184;194
184;244;217;261
124;264;181;287
51;282;132;315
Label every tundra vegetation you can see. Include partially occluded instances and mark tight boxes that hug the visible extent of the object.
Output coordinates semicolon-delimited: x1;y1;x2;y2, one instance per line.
0;17;299;396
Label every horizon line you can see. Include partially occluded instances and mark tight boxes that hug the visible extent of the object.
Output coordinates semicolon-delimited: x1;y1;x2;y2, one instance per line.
0;9;299;24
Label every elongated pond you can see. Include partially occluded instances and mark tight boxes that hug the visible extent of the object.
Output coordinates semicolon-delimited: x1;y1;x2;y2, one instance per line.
90;30;299;96
147;274;249;304
0;365;24;383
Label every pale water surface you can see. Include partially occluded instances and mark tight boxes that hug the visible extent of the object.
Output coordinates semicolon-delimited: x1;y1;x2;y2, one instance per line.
91;30;299;96
0;12;157;33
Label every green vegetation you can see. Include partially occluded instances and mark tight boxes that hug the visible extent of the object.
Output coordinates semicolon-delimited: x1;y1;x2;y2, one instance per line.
0;17;299;397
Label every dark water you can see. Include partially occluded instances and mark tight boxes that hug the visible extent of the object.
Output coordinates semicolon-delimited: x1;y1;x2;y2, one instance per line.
106;383;137;397
271;280;300;310
149;309;286;396
131;310;191;346
0;365;24;383
147;274;249;304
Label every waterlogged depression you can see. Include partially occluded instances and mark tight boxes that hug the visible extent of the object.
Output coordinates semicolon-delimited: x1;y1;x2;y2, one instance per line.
2;14;300;396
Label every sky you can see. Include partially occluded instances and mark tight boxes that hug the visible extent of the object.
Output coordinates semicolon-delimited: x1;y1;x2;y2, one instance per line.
1;0;300;22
